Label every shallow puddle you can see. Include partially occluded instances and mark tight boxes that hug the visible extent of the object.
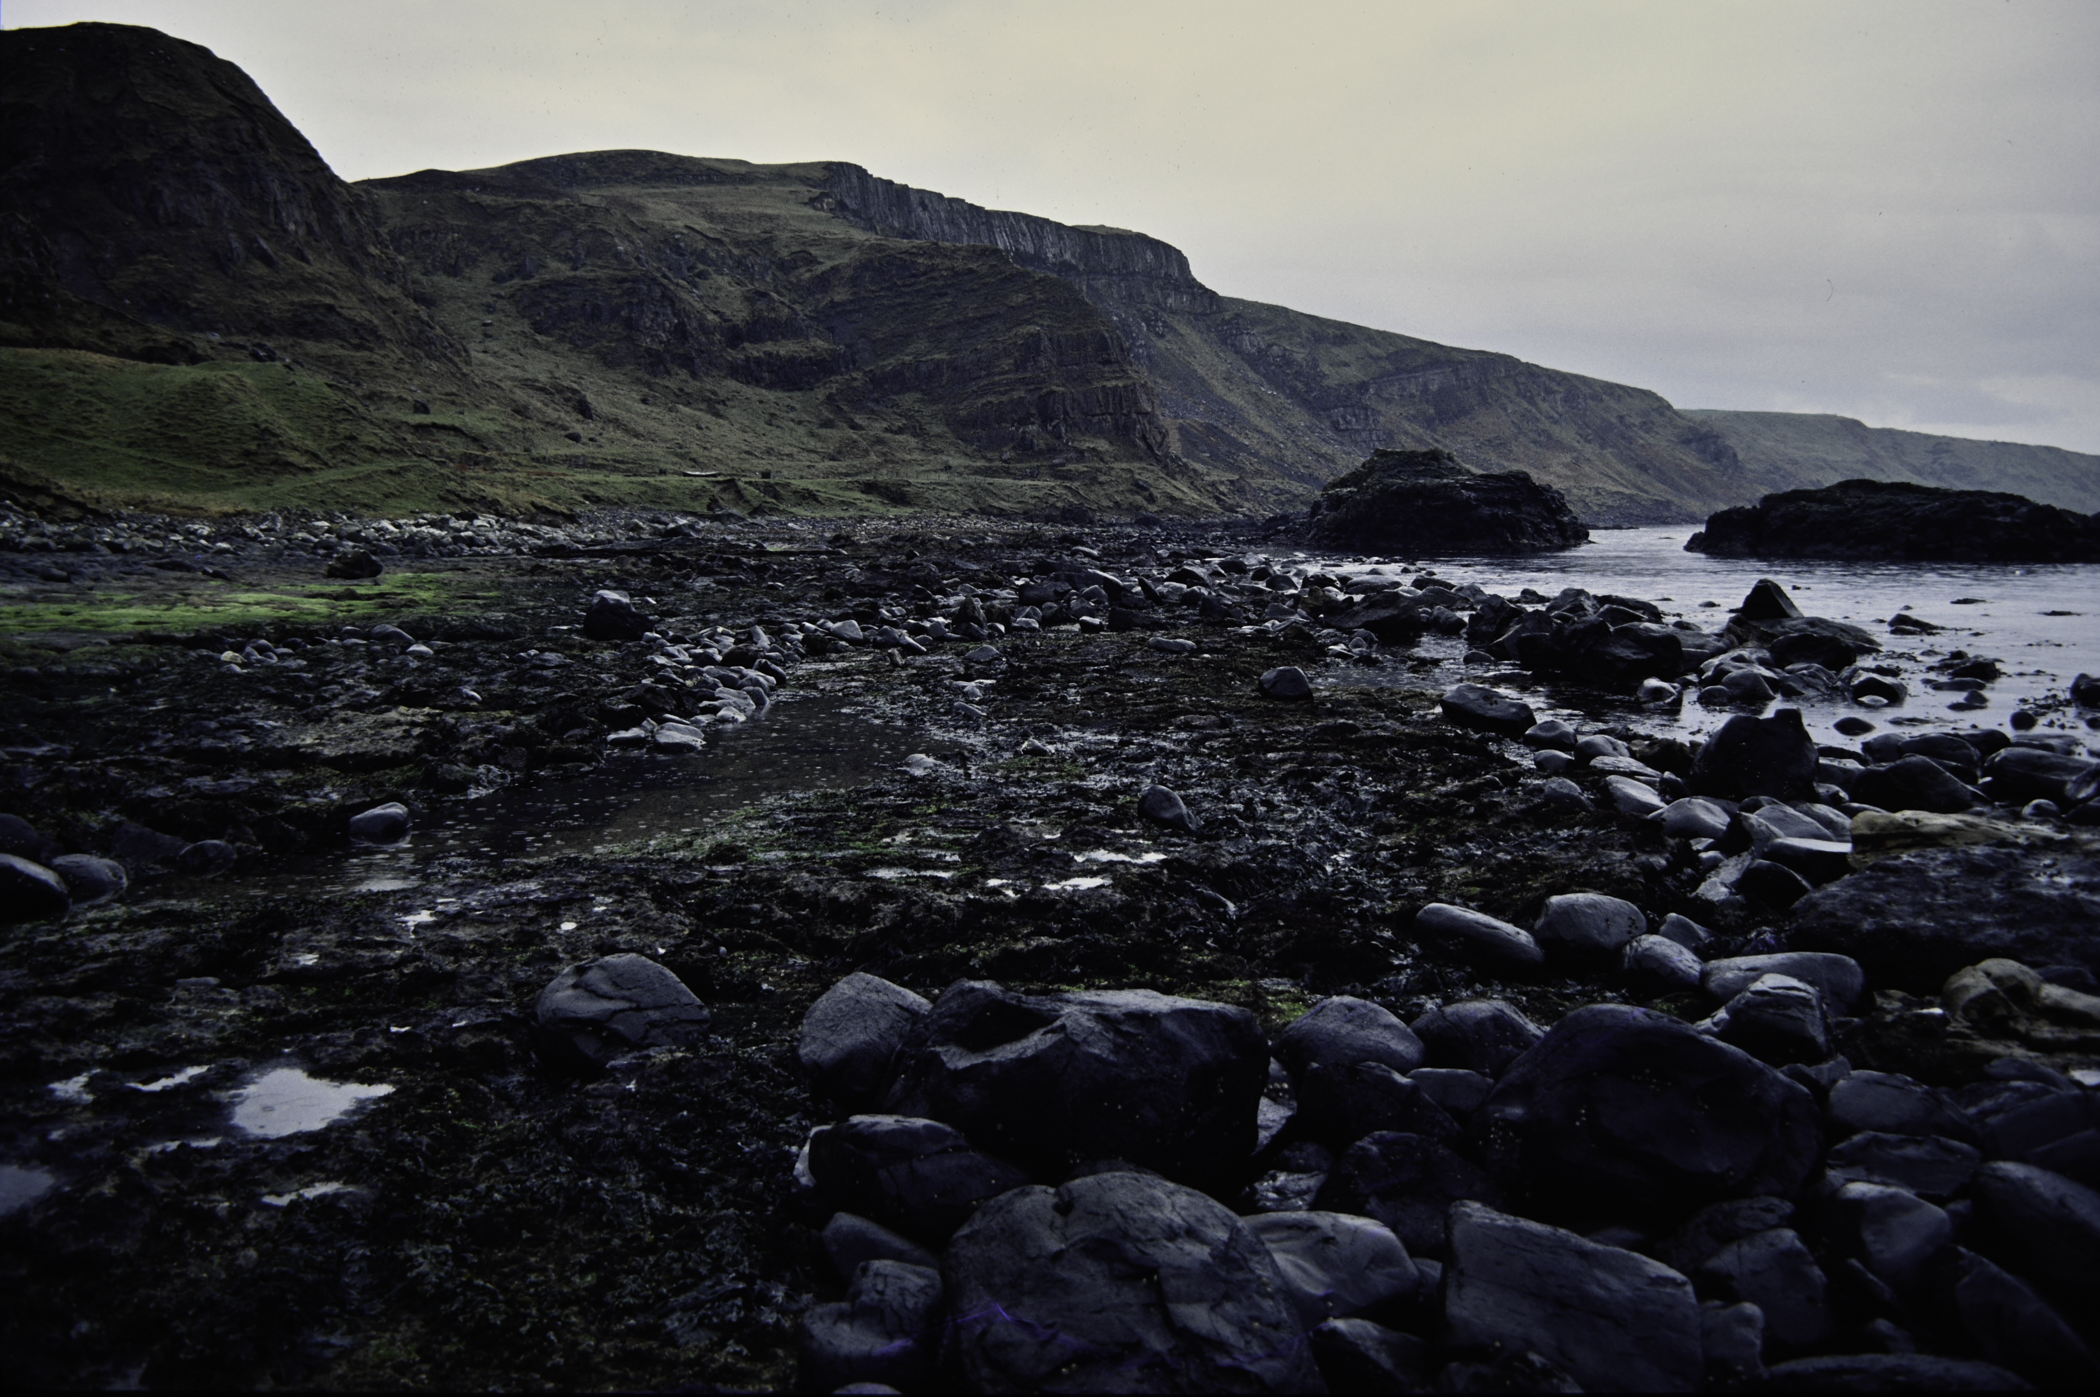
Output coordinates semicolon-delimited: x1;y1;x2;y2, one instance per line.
228;1068;394;1138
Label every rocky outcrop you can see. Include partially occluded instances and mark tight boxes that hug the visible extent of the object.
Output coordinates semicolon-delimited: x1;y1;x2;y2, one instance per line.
1304;448;1589;553
1687;478;2100;563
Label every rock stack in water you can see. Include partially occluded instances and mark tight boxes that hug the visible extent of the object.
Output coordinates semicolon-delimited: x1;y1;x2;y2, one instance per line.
1304;448;1590;554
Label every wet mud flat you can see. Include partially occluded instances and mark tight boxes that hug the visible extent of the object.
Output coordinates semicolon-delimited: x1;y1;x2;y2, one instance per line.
1;508;2096;1389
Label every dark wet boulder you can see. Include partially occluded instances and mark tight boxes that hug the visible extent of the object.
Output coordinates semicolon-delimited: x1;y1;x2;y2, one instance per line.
1138;783;1202;833
1708;974;1830;1066
1273;996;1425;1080
531;953;711;1071
1982;746;2099;806
1257;666;1314;701
880;981;1267;1190
820;1210;940;1278
1323;591;1434;642
324;548;383;579
1694;1227;1831;1351
1689;709;1819;801
1737;578;1803;621
798;972;931;1110
347;801;411;842
1476;1004;1821;1223
1685;478;2100;563
1972;1160;2100;1292
1410;999;1544;1077
798;1259;943;1394
1305;448;1589;554
1758;616;1883;671
1702;951;1865;1009
47;854;125;906
1439;683;1536;738
1443;1201;1702;1393
1825;1180;1952;1294
1788;846;2100;992
1826;1133;1980;1198
582;588;651;641
0;813;52;862
805;1115;1030;1244
174;838;238;877
1315;1130;1507;1257
1853;755;1979;814
1244;1210;1419;1328
1929;1246;2098;1390
1532;893;1645;959
941;1170;1321;1394
1566;621;1685;690
1293;1060;1461;1151
1413;902;1543;971
0;853;69;923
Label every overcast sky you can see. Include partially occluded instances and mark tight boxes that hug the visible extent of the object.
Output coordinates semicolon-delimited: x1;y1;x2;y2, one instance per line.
13;0;2099;453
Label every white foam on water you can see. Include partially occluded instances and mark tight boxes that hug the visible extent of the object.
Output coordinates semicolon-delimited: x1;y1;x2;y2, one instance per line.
1044;876;1111;891
48;1074;92;1104
229;1068;394;1139
129;1066;208;1093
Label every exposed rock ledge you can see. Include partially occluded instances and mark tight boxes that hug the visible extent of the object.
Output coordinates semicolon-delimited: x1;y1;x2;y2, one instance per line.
1686;478;2100;563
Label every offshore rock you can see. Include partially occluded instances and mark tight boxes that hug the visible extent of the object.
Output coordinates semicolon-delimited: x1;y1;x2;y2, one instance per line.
1686;478;2100;563
1305;449;1590;554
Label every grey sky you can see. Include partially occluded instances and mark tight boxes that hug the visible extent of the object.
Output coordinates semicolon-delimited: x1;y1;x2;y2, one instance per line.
12;0;2099;452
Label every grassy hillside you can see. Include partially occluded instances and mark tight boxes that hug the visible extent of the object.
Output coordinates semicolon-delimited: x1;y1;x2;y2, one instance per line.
5;21;2094;525
1680;410;2100;514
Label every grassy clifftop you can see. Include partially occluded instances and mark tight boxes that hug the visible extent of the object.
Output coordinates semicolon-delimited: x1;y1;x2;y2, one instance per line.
5;21;2092;525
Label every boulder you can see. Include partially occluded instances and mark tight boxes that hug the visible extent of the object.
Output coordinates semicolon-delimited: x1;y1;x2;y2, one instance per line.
1695;1227;1831;1351
798;1259;943;1394
1853;755;1979;814
1624;934;1703;991
1655;1196;1797;1275
1412;903;1542;970
1257;666;1314;701
1982;746;2099;806
1533;893;1645;957
1826;1180;1952;1293
820;1211;940;1279
1827;1071;1973;1141
1273;996;1425;1081
1443;1201;1703;1393
941;1170;1321;1394
1243;1210;1418;1328
1788;846;2100;992
582;588;651;641
1292;1061;1460;1151
531;953;711;1071
805;1115;1030;1243
1825;1132;1981;1198
47;853;125;906
1439;683;1536;738
0;853;70;922
347;801;411;842
880;981;1267;1190
1685;478;2100;563
1410;1000;1544;1077
324;548;383;579
1702;952;1864;1009
1931;1246;2098;1390
798;972;932;1110
1305;448;1590;554
1476;1004;1822;1222
1972;1160;2100;1291
1138;784;1202;833
175;839;238;877
1708;974;1830;1066
1315;1130;1505;1258
1689;709;1820;801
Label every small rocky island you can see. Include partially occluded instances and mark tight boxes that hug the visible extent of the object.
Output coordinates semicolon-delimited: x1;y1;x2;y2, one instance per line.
1687;478;2100;563
1304;448;1591;554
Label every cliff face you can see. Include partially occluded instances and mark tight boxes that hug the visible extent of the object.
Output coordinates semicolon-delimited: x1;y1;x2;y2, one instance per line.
0;21;460;376
4;21;2092;523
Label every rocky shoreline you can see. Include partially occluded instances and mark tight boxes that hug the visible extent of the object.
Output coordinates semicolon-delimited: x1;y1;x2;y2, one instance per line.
1;503;2096;1390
